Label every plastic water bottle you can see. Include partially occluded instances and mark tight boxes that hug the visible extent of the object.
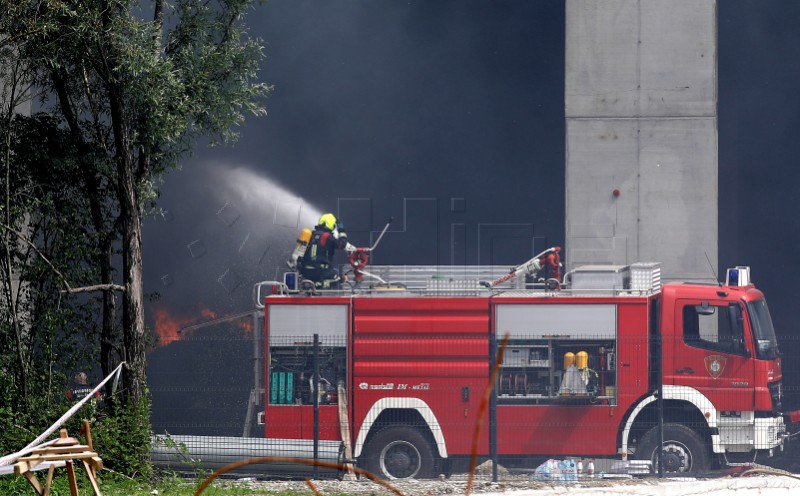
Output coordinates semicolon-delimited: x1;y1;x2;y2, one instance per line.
587;459;595;478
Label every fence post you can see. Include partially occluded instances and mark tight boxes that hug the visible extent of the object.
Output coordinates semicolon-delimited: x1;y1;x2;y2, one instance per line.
489;332;498;482
313;333;320;478
655;309;664;478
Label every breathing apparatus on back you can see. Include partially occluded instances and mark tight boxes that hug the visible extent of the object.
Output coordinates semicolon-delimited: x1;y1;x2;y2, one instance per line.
288;227;312;270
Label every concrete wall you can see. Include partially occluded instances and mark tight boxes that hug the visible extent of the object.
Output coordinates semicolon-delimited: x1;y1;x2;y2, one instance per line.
565;0;718;281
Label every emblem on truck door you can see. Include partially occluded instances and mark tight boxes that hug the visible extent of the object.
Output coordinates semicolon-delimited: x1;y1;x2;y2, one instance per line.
704;355;727;379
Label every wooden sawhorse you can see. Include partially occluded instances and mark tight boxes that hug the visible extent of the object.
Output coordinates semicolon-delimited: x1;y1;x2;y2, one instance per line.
14;426;103;496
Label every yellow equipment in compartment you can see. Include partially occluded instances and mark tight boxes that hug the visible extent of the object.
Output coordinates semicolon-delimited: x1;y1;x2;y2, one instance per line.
559;350;596;397
576;351;588;369
563;352;575;369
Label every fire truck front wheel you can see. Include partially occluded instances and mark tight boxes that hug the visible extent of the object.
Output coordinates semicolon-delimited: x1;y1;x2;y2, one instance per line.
361;426;437;480
636;423;710;475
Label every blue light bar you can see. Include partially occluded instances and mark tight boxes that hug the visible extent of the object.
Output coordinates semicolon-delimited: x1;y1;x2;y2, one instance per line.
726;266;751;286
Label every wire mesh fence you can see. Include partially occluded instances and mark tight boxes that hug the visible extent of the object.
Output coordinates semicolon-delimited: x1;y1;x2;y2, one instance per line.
148;294;800;480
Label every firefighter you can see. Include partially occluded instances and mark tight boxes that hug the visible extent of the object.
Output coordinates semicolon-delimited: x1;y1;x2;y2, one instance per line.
299;213;356;289
66;372;100;402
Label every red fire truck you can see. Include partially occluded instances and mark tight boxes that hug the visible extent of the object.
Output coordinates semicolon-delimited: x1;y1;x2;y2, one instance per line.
258;257;793;479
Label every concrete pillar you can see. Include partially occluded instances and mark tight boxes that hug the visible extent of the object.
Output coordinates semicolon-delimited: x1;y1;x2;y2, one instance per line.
565;0;717;281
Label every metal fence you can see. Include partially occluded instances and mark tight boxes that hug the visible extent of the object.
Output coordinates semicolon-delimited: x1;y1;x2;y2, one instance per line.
149;317;800;480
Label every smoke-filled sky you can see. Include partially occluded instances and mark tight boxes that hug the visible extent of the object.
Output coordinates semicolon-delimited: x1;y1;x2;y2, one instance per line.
144;1;800;362
138;0;800;437
144;1;566;323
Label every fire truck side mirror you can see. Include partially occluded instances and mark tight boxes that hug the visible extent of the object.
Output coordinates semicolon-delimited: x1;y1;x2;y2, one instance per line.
695;302;715;316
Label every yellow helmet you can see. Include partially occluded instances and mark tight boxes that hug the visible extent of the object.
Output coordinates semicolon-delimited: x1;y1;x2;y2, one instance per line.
318;213;337;230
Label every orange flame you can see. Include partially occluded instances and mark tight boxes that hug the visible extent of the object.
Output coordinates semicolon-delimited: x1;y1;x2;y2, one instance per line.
150;306;254;349
240;319;253;333
151;307;189;347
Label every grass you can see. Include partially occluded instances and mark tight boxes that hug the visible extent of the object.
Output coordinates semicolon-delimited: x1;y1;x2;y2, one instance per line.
0;470;302;496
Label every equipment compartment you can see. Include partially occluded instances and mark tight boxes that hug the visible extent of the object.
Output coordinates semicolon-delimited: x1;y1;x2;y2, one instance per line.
268;345;346;405
497;338;616;405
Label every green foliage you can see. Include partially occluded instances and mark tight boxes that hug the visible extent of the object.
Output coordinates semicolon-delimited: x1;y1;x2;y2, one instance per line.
93;396;154;479
1;0;269;480
0;472;305;495
154;432;206;479
9;0;271;178
0;407;32;458
0;369;98;452
0;114;109;412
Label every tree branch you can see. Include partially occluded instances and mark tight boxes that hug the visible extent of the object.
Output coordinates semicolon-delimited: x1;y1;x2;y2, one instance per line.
0;222;72;292
153;0;165;56
0;27;46;50
62;283;125;294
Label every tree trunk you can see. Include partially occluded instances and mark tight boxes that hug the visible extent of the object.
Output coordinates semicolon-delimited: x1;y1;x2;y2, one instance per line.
108;70;146;405
119;162;146;406
100;240;117;399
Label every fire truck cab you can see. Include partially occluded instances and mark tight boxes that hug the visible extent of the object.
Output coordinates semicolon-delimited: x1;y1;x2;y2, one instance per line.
259;263;790;479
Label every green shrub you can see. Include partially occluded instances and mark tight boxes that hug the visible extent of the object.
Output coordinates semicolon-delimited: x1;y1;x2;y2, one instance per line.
92;396;153;479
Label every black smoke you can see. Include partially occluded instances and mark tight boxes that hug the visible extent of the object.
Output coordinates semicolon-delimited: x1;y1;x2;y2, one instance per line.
144;1;800;441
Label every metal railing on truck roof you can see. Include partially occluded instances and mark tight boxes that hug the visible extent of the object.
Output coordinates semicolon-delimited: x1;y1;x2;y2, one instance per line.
254;263;662;306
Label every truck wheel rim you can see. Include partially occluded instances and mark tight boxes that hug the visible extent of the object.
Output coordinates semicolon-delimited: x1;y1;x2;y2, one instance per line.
379;440;421;479
659;441;692;472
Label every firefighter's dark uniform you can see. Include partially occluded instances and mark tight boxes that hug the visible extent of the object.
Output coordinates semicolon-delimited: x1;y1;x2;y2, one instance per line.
299;219;350;289
67;382;96;401
66;372;100;402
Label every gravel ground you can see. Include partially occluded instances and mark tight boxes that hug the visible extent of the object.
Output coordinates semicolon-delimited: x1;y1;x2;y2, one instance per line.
218;472;680;495
212;455;800;495
220;473;800;496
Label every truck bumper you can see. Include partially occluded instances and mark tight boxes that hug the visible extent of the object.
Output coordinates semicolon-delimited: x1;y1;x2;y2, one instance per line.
753;416;786;450
716;415;786;453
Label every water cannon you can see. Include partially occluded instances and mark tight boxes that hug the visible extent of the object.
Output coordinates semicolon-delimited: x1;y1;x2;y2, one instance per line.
347;217;394;285
482;246;562;289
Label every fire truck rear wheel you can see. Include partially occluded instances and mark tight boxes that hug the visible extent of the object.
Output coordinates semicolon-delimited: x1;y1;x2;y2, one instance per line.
361;426;437;480
636;423;710;475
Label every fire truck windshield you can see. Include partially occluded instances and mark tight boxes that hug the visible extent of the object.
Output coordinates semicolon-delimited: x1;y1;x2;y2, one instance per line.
747;298;780;360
